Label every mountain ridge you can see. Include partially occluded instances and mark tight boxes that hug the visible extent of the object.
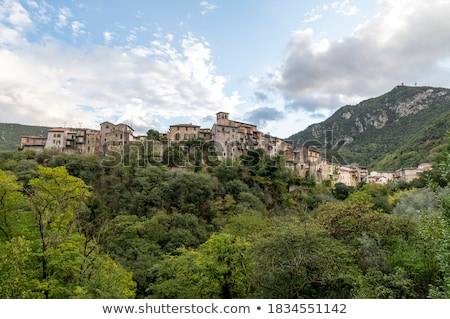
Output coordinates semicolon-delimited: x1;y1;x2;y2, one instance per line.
0;123;51;152
288;85;450;170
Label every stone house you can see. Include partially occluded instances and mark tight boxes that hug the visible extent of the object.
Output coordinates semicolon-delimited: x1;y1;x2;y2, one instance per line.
20;135;47;152
199;128;211;141
100;122;135;154
44;128;72;152
167;124;201;141
41;127;100;154
211;112;270;158
394;163;432;182
367;171;395;184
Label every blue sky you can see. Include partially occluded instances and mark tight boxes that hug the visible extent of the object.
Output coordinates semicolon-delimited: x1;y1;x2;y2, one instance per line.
1;0;450;138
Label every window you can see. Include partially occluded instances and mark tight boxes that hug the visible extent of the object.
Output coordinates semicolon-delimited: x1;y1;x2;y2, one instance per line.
185;127;188;131
106;125;109;129
184;133;188;140
194;127;197;131
175;133;180;140
177;127;180;131
193;134;196;139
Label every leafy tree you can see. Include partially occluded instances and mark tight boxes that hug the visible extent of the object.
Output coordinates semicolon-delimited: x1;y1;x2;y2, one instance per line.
223;179;250;199
163;143;187;167
333;182;354;200
220;211;275;239
212;157;241;183
249;220;360;298
427;135;450;297
161;171;216;219
0;170;29;241
149;233;251;298
318;197;439;297
147;129;160;141
0;166;137;298
392;188;442;217
0;236;34;298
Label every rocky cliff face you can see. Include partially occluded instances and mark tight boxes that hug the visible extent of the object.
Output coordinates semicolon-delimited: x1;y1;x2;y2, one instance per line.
288;85;450;169
335;87;449;134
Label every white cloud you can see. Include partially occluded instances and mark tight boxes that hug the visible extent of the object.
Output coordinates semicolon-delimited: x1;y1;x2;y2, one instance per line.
103;31;114;43
0;4;242;134
56;7;71;29
200;1;219;15
303;13;323;23
331;0;359;16
71;20;85;37
0;0;33;32
303;0;358;23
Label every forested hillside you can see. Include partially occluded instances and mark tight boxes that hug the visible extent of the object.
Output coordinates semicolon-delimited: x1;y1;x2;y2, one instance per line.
288;86;450;170
0;123;50;152
1;138;450;299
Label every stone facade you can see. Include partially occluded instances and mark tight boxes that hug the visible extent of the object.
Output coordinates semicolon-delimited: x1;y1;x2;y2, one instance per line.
168;124;201;141
20;135;47;152
100;122;135;154
44;127;101;154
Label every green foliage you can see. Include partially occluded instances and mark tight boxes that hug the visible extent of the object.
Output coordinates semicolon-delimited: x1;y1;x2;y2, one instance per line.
0;123;50;152
333;182;354;200
149;233;251;298
146;129;160;140
220;211;266;237
0;236;34;298
0;170;29;241
0;166;136;299
427;137;450;298
161;171;216;218
1;132;449;299
392;188;442;217
249;220;360;298
162;143;187;167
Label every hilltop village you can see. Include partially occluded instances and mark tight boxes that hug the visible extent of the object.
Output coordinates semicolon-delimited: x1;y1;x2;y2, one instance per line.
19;111;431;187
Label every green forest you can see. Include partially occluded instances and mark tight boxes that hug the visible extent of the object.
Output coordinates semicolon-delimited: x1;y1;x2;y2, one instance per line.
1;137;450;299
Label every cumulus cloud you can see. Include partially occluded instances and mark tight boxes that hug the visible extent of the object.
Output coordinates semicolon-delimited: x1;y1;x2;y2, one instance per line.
258;0;450;113
0;1;242;134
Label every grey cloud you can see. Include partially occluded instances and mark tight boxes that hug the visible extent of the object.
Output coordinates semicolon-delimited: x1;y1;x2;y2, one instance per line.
309;112;326;119
254;91;269;101
243;107;285;128
201;115;215;125
285;94;343;112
